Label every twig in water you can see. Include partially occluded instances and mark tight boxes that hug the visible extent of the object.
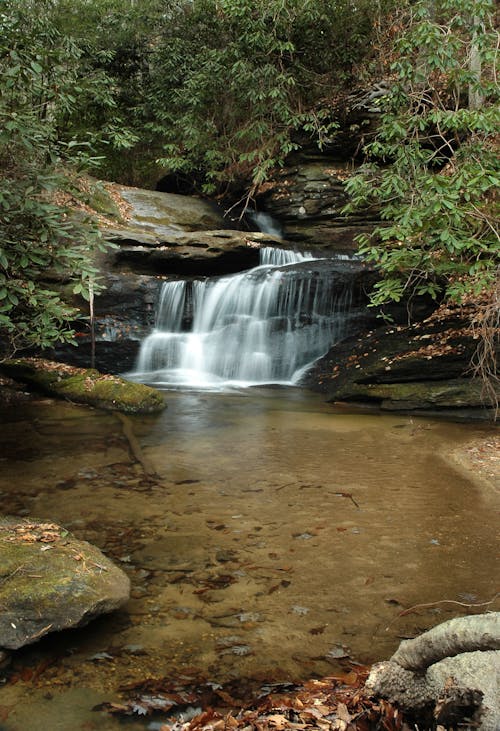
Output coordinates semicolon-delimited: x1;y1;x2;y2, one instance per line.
334;492;360;509
385;592;500;631
28;624;53;641
116;412;159;478
0;565;26;585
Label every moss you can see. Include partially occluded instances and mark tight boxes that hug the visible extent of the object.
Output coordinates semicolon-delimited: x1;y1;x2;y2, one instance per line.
1;358;165;414
336;379;486;410
85;184;122;220
0;517;130;650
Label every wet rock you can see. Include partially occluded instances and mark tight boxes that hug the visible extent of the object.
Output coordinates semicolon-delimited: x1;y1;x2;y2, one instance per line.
334;379;486;411
0;517;130;651
1;358;165;413
47;272;160;373
304;309;498;417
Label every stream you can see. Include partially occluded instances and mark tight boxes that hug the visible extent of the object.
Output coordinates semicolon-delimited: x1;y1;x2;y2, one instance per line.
0;387;498;730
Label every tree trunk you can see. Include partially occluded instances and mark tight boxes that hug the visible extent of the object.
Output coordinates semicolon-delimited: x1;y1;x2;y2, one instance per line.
469;16;483;110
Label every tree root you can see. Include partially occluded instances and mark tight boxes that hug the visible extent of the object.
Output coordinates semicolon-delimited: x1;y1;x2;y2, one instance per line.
391;612;500;671
366;613;500;730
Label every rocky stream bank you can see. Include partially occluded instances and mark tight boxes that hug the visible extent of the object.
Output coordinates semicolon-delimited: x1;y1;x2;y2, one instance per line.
37;165;497;419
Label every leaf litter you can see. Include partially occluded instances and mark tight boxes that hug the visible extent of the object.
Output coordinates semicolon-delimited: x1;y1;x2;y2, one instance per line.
96;668;412;730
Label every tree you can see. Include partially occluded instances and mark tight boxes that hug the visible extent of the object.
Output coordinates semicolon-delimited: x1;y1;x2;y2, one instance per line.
0;0;110;355
344;0;499;310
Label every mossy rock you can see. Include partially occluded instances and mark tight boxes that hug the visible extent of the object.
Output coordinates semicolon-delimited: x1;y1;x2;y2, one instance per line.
335;378;486;410
0;517;130;650
1;358;165;414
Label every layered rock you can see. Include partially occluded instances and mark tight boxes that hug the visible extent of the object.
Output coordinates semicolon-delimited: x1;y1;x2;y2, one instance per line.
303;307;496;417
102;184;281;276
255;159;378;251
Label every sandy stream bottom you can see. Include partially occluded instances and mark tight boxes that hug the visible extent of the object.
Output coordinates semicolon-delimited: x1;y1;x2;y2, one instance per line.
0;388;498;730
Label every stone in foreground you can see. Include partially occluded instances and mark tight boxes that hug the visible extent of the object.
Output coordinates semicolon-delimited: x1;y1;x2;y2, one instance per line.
366;613;500;731
0;517;130;650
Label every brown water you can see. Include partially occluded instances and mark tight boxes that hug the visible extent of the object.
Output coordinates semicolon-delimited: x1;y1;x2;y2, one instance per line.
0;388;498;730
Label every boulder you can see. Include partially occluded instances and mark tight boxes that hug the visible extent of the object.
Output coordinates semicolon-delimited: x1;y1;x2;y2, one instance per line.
115;185;226;233
0;517;130;651
1;358;165;413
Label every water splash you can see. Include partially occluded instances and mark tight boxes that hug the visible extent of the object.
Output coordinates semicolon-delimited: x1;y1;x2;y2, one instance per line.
132;247;351;389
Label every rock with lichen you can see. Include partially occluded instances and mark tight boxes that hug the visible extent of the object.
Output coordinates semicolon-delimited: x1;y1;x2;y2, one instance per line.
0;358;165;413
0;517;130;650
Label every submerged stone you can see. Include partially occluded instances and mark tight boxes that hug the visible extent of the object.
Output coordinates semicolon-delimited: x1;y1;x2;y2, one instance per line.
1;358;165;413
0;517;130;650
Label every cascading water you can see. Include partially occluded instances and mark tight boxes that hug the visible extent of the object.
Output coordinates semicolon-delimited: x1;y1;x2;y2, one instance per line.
132;247;352;389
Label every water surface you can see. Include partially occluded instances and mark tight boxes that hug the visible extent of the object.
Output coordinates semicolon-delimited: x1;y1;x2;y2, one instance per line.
0;389;498;730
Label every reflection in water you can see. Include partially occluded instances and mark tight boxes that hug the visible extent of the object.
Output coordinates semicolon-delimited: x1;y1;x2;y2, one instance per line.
0;390;498;731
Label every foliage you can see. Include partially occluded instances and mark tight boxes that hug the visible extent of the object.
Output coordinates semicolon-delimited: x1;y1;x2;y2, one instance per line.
0;0;110;354
148;0;395;194
1;0;395;194
344;0;499;310
50;0;164;185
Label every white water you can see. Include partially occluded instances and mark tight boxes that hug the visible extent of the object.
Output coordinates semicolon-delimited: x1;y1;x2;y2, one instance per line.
133;247;351;389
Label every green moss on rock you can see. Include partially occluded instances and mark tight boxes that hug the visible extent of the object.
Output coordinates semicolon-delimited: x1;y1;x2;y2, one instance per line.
1;358;165;413
85;183;122;220
0;517;130;650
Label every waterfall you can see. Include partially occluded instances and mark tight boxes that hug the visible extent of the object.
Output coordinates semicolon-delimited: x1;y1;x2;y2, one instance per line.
132;247;352;389
249;211;284;239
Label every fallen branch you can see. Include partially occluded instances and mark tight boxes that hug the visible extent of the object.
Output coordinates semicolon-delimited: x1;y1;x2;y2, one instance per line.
391;612;500;672
367;614;500;731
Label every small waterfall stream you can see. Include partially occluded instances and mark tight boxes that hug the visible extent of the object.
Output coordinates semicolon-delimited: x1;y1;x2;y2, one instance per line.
133;247;353;388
